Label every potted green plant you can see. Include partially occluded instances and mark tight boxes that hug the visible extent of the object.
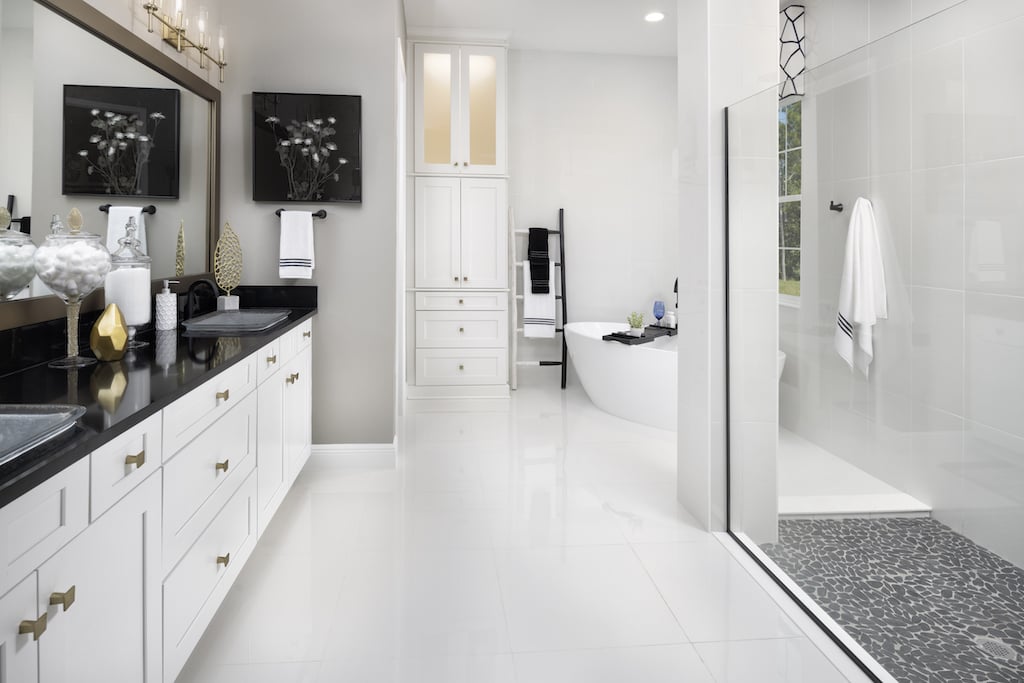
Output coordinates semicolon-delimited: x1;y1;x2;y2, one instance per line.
626;311;645;337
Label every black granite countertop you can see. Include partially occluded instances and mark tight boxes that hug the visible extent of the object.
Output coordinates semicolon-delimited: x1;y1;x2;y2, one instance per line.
0;286;316;508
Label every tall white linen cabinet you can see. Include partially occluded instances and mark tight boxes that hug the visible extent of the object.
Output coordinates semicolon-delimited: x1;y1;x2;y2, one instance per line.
408;40;510;397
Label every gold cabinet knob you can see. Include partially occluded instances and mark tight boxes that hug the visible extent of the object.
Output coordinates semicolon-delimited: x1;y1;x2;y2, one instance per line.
125;451;146;468
216;389;230;401
463;276;468;281
458;364;465;371
286;373;299;384
458;299;464;304
267;354;277;365
215;459;229;473
302;331;311;339
453;162;458;167
453;276;459;282
217;553;230;567
463;161;468;166
19;614;47;641
49;586;76;612
458;327;464;333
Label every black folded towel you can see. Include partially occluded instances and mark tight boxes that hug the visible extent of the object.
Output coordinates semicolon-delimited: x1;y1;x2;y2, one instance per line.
528;227;550;294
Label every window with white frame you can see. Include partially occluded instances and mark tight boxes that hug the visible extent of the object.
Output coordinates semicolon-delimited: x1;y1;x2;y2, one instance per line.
778;99;801;298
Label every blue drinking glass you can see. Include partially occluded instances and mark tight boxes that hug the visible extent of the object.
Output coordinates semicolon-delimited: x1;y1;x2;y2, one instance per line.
653;300;665;322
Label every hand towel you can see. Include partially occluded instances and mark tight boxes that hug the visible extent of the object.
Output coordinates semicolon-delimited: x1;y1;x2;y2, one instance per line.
835;197;888;376
279;210;314;279
106;206;147;255
523;260;556;338
528;227;550;294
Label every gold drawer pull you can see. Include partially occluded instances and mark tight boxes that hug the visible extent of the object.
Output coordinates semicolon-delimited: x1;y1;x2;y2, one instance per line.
216;389;230;401
302;331;311;339
125;451;145;468
458;327;465;333
458;364;465;371
215;459;229;473
19;614;46;641
458;299;464;304
463;276;468;281
49;586;76;612
453;276;459;282
217;553;230;567
267;354;277;364
286;373;298;385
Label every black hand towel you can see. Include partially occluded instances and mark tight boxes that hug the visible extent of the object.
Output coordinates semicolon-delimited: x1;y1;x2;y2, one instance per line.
528;227;550;294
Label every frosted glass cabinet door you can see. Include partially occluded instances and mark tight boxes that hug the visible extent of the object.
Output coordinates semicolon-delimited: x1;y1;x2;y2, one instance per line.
414;44;459;174
415;177;462;287
459;45;506;175
460;178;508;289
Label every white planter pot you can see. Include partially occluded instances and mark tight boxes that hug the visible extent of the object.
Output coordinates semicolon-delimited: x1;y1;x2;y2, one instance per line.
627;327;643;337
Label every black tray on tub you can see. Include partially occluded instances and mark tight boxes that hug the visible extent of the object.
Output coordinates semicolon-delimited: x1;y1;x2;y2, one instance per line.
602;325;677;345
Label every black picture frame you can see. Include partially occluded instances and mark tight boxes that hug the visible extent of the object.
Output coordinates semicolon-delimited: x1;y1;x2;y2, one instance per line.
62;84;181;198
252;91;362;203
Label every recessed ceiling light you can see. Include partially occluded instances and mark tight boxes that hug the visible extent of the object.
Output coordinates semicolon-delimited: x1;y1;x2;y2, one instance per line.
645;11;665;22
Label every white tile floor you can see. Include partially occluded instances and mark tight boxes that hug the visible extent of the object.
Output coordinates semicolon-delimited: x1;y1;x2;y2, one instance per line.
179;374;859;682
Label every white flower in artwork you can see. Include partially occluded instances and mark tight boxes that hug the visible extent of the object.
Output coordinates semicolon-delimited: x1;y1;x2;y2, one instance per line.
77;107;165;195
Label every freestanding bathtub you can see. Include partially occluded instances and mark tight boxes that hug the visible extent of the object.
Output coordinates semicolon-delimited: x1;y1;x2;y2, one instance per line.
564;322;677;431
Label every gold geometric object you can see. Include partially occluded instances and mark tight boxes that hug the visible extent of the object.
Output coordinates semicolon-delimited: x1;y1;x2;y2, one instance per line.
89;303;128;361
175;221;186;277
0;207;11;229
214;222;242;296
67;207;84;234
89;360;128;414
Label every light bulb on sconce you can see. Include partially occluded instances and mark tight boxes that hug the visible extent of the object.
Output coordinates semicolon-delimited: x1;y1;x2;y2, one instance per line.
217;27;227;83
197;6;209;67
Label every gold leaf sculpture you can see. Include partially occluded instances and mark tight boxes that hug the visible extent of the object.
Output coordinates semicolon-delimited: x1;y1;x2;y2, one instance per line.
175;220;185;277
213;222;242;296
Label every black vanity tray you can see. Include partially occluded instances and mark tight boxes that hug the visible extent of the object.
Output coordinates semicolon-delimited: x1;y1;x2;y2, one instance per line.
602;325;678;345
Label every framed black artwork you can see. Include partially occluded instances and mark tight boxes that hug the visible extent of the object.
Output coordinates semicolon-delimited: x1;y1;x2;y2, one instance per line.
252;91;362;203
62;85;181;198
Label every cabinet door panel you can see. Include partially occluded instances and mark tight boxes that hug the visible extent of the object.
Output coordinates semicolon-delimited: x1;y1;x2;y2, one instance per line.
38;472;161;683
283;348;313;484
459;45;506;175
0;573;39;683
460;178;508;289
414;177;462;288
257;374;285;537
414;43;459;173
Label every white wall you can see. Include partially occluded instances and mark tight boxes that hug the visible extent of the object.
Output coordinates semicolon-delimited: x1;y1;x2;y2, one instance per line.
0;1;33;220
676;0;779;533
776;0;1024;567
508;49;678;362
219;0;403;445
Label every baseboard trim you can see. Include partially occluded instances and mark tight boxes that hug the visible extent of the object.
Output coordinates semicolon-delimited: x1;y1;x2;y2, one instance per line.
311;440;396;468
406;384;511;400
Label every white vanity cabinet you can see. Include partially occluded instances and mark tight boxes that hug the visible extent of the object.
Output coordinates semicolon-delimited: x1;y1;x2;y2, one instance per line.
0;574;40;682
413;43;507;175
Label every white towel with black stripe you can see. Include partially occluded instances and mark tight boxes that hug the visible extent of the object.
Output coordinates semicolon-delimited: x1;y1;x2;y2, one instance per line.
835;197;887;376
523;260;556;338
279;210;314;279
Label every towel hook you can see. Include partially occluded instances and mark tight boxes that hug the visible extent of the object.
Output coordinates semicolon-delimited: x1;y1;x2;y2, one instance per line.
829;201;844;213
275;209;327;219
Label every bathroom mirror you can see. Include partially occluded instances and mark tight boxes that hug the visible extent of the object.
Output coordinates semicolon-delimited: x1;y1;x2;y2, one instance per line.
0;0;219;327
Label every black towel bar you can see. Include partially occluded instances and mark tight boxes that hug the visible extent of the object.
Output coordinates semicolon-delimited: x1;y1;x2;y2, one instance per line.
275;209;327;219
99;204;156;214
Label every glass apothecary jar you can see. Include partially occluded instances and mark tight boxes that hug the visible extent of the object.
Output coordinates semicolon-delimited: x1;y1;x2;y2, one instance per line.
33;208;112;368
106;218;151;348
0;226;37;300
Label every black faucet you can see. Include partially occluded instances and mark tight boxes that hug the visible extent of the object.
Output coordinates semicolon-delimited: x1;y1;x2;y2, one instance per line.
673;277;678;309
183;278;220;320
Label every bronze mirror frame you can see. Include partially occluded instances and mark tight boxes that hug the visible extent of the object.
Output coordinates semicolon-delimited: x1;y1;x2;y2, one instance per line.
1;0;220;331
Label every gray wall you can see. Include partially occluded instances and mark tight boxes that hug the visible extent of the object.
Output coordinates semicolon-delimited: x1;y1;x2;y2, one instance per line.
219;0;404;444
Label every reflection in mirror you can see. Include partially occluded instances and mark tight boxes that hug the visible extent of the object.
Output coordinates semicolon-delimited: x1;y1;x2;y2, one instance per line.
0;0;216;307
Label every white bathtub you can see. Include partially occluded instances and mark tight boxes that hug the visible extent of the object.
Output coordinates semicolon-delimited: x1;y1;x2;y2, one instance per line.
564;322;677;431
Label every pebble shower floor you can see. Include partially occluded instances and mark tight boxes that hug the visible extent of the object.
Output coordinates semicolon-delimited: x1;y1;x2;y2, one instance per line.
762;518;1024;682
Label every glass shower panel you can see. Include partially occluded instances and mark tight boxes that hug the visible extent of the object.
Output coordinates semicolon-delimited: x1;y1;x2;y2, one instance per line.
726;2;1024;680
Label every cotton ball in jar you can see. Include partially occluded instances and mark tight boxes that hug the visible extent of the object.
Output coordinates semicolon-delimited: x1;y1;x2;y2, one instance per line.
33;239;111;301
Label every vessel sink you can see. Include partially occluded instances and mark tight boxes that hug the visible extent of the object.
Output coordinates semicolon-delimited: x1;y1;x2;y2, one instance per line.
0;405;86;466
181;309;290;335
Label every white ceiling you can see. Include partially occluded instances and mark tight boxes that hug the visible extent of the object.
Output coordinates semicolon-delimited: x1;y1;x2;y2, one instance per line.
403;0;676;57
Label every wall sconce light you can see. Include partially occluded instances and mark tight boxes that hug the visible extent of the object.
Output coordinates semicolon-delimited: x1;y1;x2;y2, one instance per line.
141;0;227;82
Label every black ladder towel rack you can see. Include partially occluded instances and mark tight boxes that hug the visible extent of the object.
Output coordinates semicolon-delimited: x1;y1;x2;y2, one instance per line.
512;208;568;390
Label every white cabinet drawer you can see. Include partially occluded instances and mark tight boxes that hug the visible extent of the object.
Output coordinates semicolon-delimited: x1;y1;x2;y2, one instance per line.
162;355;256;460
163;471;257;682
0;458;88;597
256;338;283;385
416;310;508;348
280;319;313;365
415;348;508;385
163;392;257;572
89;413;161;521
415;291;507;311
